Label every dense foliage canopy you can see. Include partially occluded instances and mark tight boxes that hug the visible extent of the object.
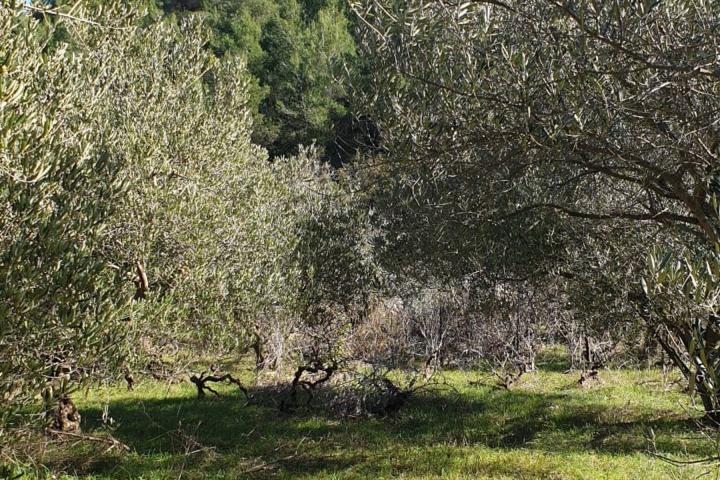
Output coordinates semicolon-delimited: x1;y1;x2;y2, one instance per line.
352;0;720;416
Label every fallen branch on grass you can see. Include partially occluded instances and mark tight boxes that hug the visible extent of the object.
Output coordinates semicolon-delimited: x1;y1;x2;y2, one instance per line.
238;452;301;475
650;452;720;466
238;435;312;474
189;371;250;400
329;366;452;417
46;428;130;453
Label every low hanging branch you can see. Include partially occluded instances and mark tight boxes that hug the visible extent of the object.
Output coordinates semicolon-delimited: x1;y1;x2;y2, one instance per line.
189;371;250;400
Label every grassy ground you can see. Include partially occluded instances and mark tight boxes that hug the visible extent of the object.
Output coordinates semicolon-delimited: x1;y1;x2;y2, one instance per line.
38;353;720;479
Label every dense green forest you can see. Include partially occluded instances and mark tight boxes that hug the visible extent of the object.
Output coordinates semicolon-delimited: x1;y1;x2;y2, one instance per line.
154;0;372;164
1;0;720;478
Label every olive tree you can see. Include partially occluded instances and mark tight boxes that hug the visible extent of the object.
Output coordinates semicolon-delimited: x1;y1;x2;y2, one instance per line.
245;153;376;382
0;0;278;437
74;0;374;383
0;1;134;436
352;0;720;413
87;15;267;358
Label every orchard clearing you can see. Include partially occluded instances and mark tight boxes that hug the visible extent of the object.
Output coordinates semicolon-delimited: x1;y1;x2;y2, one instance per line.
32;351;720;480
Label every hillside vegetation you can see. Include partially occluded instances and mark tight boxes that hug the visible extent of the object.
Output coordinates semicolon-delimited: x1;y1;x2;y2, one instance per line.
2;0;720;478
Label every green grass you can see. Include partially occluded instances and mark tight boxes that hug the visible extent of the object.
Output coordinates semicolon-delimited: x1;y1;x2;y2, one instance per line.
39;355;720;479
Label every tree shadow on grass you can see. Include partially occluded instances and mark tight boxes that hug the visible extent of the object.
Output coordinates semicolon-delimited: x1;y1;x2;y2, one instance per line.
49;379;710;479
